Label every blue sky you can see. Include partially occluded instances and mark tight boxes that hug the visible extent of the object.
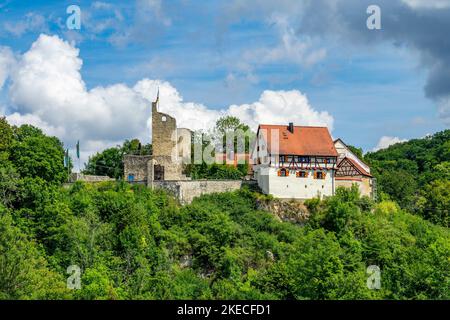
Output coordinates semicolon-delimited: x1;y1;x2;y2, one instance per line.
0;0;448;161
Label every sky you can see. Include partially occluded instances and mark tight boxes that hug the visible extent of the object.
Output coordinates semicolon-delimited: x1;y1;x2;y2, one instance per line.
0;0;449;167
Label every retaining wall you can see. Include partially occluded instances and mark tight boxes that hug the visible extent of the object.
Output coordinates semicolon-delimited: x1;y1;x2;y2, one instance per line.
153;180;256;204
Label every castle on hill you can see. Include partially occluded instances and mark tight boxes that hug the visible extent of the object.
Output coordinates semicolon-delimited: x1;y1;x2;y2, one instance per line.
123;96;375;203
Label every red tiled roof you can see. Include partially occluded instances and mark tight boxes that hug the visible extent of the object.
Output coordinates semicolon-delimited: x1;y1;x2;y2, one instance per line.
338;157;373;177
258;124;338;157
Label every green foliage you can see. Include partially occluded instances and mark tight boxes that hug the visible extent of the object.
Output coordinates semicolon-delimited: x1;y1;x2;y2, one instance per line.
0;162;19;208
0;117;14;156
416;180;449;227
377;169;417;210
1;177;449;300
366;129;450;224
84;147;123;179
187;163;247;180
347;145;364;161
186;116;254;180
0;116;448;300
83;139;151;179
9;125;67;184
0;213;69;299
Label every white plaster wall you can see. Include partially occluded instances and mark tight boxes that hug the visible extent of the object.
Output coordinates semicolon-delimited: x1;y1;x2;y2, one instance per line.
256;167;334;199
255;166;270;194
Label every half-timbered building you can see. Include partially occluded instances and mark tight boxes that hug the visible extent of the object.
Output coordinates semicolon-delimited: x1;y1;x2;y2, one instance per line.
252;123;339;199
334;138;374;198
251;123;374;199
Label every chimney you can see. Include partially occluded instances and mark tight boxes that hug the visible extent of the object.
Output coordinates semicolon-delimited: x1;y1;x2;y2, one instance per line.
288;122;294;133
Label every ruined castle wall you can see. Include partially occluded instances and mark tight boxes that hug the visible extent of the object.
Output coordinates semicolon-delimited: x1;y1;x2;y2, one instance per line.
176;128;192;163
123;155;152;182
152;155;187;180
152;102;177;158
153;180;256;204
69;173;115;183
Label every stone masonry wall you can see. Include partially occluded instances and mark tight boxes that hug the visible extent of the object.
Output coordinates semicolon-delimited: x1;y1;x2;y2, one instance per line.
153;180;256;204
123;155;152;182
152;101;177;158
69;173;115;183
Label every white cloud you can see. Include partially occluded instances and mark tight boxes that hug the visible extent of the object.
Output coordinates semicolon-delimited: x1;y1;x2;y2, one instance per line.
0;46;15;89
6;112;66;138
5;34;152;167
240;14;327;69
401;0;450;9
372;136;408;152
228;90;333;130
139;0;171;27
3;12;47;37
2;34;333;170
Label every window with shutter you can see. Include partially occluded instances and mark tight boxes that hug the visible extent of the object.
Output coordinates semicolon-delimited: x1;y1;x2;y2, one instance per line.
278;168;288;177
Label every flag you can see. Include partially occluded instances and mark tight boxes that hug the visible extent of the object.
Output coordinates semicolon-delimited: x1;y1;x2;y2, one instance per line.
64;149;69;167
76;140;80;159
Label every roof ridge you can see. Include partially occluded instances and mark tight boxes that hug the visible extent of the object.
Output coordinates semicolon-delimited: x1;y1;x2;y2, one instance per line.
259;124;330;129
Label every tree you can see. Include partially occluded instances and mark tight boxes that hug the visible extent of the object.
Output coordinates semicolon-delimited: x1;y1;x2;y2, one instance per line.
122;139;152;156
84;147;124;179
214;116;253;154
0;213;69;299
83;140;151;179
0;162;19;208
9;125;67;184
377;169;417;210
215;116;247;135
347;145;364;161
416;180;449;227
0;117;13;159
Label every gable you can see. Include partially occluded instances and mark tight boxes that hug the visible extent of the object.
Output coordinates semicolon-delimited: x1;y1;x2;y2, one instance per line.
336;157;372;177
334;138;371;174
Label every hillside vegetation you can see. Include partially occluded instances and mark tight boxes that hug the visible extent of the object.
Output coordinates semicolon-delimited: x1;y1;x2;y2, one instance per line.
0;117;448;299
365;130;450;226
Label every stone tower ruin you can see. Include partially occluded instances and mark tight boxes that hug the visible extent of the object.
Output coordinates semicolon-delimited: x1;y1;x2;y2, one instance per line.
123;94;192;184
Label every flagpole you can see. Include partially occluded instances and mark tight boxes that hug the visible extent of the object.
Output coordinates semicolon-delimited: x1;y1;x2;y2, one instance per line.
67;149;70;183
76;140;80;174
